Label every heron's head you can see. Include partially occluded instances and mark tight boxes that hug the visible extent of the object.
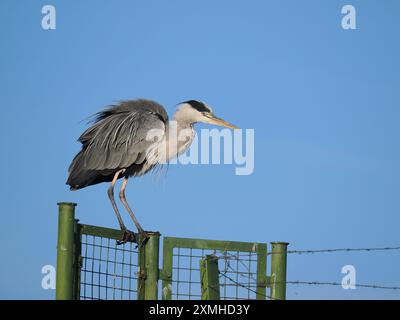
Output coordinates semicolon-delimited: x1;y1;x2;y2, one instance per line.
174;100;238;129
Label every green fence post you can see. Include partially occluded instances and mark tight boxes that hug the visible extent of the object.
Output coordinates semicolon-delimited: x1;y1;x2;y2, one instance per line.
200;255;220;300
270;242;289;300
161;237;173;300
137;235;146;300
145;232;160;300
138;232;160;300
56;202;77;300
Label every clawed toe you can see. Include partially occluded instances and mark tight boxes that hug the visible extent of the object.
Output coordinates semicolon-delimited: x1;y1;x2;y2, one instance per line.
116;229;137;245
138;231;150;248
116;228;152;248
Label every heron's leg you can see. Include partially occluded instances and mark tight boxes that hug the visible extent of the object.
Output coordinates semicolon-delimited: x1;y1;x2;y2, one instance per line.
119;177;148;241
108;169;136;245
108;169;126;230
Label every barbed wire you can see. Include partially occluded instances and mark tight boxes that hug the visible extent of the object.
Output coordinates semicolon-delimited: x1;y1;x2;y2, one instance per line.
218;270;280;300
201;245;400;301
286;280;400;291
268;245;400;255
216;280;400;291
212;250;400;300
217;278;400;293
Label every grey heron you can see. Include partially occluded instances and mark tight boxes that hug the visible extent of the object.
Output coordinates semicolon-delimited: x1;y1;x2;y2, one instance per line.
66;99;237;244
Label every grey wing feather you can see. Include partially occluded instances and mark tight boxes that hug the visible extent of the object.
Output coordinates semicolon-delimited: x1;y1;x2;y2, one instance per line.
73;99;168;172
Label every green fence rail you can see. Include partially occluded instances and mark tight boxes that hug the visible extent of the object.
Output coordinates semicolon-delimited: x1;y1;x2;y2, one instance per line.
56;202;288;300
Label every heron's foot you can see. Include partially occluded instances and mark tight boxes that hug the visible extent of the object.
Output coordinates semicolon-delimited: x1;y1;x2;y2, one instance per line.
116;228;137;245
136;230;150;248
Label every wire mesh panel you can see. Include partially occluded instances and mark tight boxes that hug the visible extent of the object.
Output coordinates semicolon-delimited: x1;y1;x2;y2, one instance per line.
171;248;260;299
171;248;203;299
78;225;140;300
162;237;268;300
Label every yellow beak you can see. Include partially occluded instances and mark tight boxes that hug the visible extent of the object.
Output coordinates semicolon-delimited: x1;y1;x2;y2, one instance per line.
205;114;238;129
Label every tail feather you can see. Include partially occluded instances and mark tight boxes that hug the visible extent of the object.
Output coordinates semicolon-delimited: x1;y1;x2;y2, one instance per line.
66;150;86;190
66;150;115;190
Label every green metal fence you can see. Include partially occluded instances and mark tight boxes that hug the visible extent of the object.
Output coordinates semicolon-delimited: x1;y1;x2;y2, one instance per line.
161;237;269;300
56;202;288;300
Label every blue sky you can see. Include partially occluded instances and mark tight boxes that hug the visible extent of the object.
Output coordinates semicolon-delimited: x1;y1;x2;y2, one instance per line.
0;0;399;299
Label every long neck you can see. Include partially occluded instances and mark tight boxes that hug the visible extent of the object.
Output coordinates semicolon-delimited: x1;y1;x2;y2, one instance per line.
164;115;195;161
